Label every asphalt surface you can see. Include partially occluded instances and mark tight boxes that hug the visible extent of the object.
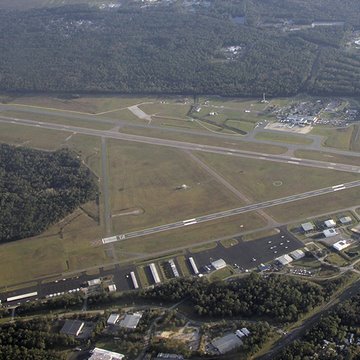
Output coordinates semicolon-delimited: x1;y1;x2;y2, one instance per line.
0;228;302;306
1;116;360;175
102;180;360;243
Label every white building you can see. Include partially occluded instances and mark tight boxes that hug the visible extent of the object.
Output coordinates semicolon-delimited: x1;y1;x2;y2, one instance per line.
290;249;305;260
119;312;143;329
107;314;120;325
301;222;314;232
130;271;139;289
323;229;338;238
88;347;124;360
333;240;351;251
276;254;293;266
87;279;101;287
324;219;336;228
149;263;161;284
339;216;352;225
188;257;199;275
211;259;227;270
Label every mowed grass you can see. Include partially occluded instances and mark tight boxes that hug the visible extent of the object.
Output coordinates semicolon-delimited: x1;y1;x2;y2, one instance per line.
295;150;360;167
114;212;266;257
269;187;360;222
0;110;112;130
107;140;243;233
1;94;158;114
195;152;360;202
311;126;356;151
254;131;313;145
121;126;287;155
139;103;191;120
0;207;107;287
0;122;70;150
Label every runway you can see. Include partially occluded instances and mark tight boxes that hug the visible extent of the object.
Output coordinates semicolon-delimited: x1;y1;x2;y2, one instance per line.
102;180;360;243
1;116;360;174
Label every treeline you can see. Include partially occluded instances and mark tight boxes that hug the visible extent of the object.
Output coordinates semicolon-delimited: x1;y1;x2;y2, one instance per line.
276;294;360;359
0;318;76;360
0;144;97;242
141;273;341;323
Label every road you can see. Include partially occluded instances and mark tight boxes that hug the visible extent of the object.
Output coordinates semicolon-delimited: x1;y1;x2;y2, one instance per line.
1;116;360;174
102;180;360;243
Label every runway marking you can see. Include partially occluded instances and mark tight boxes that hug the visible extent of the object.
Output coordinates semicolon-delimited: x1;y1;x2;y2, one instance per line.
332;184;344;189
287;161;299;164
333;187;346;191
184;221;197;226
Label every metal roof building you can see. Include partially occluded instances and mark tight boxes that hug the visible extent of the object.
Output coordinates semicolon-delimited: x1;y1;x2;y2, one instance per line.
188;257;199;275
211;259;227;270
324;219;336;228
149;263;161;284
290;249;305;260
211;333;243;354
119;312;142;329
107;314;120;325
130;271;139;289
323;228;338;238
339;216;352;225
276;254;293;266
301;222;314;232
60;320;84;337
88;347;124;360
333;240;351;251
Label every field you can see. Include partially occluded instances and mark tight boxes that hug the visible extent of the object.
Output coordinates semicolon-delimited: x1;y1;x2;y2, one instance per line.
194;152;360;202
295;150;360;167
254;131;313;145
0;0;114;9
0;94;360;288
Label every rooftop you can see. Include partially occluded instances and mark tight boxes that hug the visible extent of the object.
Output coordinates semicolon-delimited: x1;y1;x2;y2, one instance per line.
212;333;243;354
119;313;142;329
60;320;84;337
88;347;124;360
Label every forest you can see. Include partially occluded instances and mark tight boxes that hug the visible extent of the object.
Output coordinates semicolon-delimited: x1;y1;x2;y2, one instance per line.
0;144;97;242
0;318;76;360
276;294;360;359
0;0;359;97
141;273;343;323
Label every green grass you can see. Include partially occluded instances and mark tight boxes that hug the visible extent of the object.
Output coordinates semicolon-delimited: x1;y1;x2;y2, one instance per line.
269;187;360;222
139;102;191;120
108;140;243;234
190;242;218;253
295;150;360;167
242;228;280;241
121;126;287;154
220;238;239;248
311;126;355;150
209;266;235;281
195;152;360;202
324;253;350;267
176;255;191;276
254;131;313;145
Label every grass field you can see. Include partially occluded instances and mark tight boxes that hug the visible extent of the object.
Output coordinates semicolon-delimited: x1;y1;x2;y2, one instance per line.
108;140;243;233
295;150;360;167
195;152;360;202
0;110;112;130
139;103;191;120
114;211;267;259
1;94;158;114
0;0;114;9
311;125;358;151
269;187;360;222
254;131;313;145
121;126;287;154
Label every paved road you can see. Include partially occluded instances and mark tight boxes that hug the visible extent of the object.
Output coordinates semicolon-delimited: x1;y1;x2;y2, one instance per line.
1;116;360;174
102;180;360;243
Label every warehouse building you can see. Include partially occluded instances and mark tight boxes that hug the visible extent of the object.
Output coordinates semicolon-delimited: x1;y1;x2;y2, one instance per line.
88;347;124;360
119;312;142;329
324;219;336;228
290;249;305;260
130;271;139;289
323;228;338;238
188;257;199;275
276;254;294;266
211;259;227;270
60;320;84;337
107;314;120;326
211;333;243;354
149;263;161;284
333;240;351;251
301;222;315;232
339;216;352;225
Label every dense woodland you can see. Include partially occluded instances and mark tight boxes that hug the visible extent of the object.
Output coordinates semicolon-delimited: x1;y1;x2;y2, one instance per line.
0;318;76;360
142;273;342;323
0;0;359;97
0;144;97;242
276;294;360;359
